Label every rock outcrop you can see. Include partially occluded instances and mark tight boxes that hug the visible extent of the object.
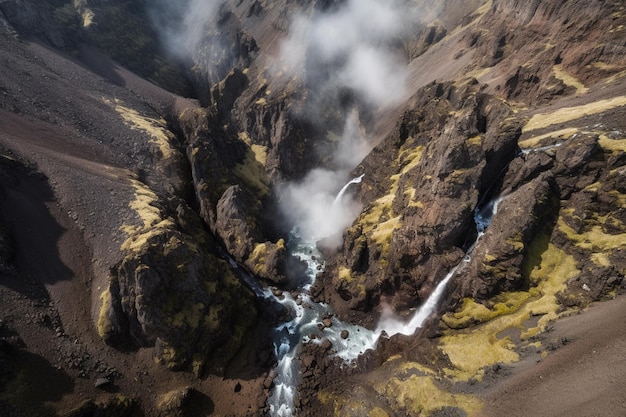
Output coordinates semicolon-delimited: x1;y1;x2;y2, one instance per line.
1;0;626;416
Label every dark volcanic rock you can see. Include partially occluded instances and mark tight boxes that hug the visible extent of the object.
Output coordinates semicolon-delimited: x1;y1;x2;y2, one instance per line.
314;81;522;325
100;225;257;370
450;173;559;302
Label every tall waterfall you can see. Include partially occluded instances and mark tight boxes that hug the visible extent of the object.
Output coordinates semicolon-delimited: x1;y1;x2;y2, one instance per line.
264;175;504;416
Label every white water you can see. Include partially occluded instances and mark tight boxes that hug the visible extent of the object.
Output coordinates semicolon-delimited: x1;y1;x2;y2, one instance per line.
333;174;364;207
265;177;504;416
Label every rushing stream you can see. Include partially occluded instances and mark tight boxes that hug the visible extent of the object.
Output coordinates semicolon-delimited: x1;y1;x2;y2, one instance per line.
257;176;504;416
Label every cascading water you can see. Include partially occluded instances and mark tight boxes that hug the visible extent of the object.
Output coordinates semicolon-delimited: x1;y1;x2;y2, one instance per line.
332;174;364;207
261;175;504;416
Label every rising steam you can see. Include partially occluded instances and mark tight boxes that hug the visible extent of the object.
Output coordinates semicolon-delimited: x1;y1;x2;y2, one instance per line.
278;0;410;107
277;0;413;245
149;0;222;68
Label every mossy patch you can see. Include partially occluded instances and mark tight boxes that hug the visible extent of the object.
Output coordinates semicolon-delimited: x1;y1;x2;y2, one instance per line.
105;98;176;160
97;289;113;338
248;243;269;275
233;148;270;197
373;373;482;416
351;145;424;254
558;208;626;253
120;180;176;253
523;96;626;133
598;134;626;154
553;64;588;95
440;233;580;380
518;127;578;149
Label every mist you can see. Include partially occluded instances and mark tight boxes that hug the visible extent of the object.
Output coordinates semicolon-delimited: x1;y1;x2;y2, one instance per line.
147;0;414;247
277;0;413;246
149;0;222;64
277;0;410;108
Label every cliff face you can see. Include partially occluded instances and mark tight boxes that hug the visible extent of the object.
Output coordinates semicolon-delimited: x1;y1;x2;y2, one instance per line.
0;0;625;416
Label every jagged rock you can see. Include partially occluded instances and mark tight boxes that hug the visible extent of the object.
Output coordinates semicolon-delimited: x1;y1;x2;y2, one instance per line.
99;226;257;370
94;377;110;389
216;185;264;261
62;396;140;417
450;173;559;302
156;387;213;417
314;81;521;325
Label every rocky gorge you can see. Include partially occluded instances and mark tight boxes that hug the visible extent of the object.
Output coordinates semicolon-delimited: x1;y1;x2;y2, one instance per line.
0;0;625;416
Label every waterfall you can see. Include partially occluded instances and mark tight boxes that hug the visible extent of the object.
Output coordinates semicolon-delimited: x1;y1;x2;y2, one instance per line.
378;195;504;338
263;176;504;416
332;173;364;206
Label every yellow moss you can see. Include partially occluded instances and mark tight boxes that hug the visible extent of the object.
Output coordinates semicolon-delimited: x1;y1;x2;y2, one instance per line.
105;98;176;160
353;145;423;254
467;135;483;146
523;96;626;133
440;239;580;380
73;0;94;28
370;408;389;417
521;242;581;335
558;215;626;252
251;144;268;165
518;127;578;149
233;148;270;197
248;243;268;275
384;354;403;364
371;215;402;246
598;134;626;154
120;180;176;253
591;252;612;267
97;289;112;338
553;65;588;95
441;326;520;381
398;361;437;376
374;374;482;416
206;305;223;331
171;302;204;330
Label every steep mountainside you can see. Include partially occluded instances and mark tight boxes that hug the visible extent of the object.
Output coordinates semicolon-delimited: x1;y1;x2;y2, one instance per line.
0;0;625;416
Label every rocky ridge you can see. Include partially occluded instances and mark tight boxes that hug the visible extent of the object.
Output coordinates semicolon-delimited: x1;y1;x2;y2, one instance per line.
0;0;625;416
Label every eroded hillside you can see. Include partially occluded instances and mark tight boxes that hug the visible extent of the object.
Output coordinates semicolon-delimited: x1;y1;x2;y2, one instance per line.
0;0;625;416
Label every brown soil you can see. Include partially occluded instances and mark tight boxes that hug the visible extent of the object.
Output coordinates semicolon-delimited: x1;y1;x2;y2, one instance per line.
477;294;626;417
0;35;267;416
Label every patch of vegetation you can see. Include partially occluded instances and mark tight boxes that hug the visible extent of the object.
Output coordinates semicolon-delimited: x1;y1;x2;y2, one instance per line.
107;98;177;160
558;207;626;254
373;370;481;416
120;180;176;253
598;134;626;154
518;127;578;149
97;289;112;338
439;229;580;381
553;64;589;94
233;147;270;197
523;96;626;133
350;145;424;254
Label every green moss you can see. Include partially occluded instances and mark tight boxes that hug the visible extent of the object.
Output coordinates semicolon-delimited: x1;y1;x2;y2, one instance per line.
439;233;580;381
350;145;424;255
557;207;626;253
233;148;270;197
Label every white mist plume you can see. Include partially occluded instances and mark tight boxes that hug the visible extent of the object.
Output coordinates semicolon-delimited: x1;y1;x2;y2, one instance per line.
149;0;221;60
277;0;414;244
278;0;410;107
280;168;363;248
